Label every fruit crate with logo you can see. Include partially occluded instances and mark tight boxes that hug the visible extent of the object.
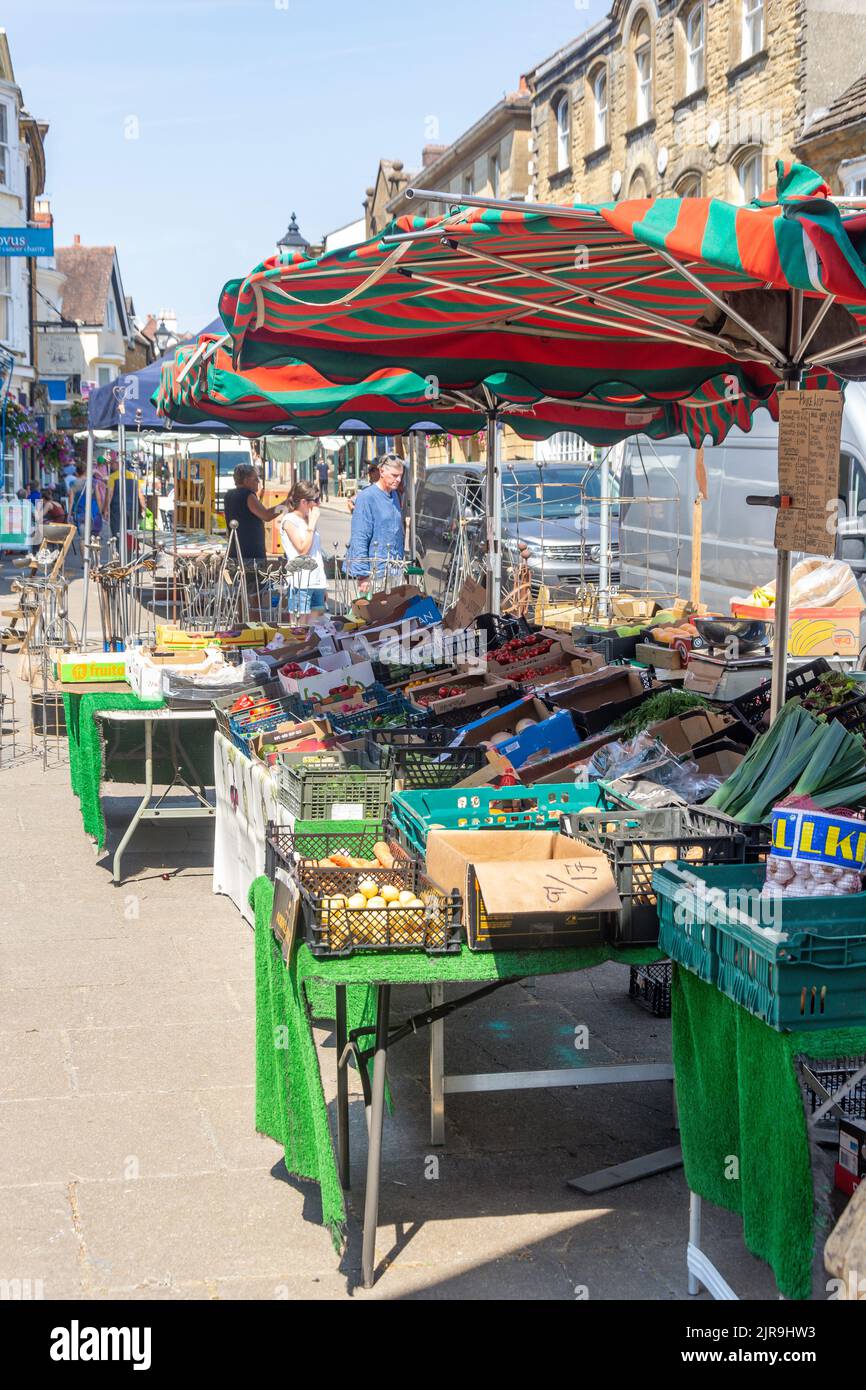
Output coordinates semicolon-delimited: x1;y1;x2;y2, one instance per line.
275;748;393;822
391;782;608;857
365;730;487;790
654;861;866;1031
563;806;748;945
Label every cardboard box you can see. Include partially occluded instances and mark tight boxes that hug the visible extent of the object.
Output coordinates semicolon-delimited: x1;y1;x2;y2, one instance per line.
732;584;866;658
54;651;127;685
545;665;655;735
835;1116;866;1198
277;659;375;701
425;829;621;950
443;577;487;632
648;709;739;757
493;709;581;770
611;595;657;623
692;747;745;779
518;732;619;785
458;696;553;748
408;671;511;718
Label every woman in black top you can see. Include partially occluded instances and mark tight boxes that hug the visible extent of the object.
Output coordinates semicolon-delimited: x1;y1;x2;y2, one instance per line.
222;463;286;561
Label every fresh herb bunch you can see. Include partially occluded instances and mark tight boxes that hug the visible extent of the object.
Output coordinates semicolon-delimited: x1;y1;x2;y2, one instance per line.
615;688;709;739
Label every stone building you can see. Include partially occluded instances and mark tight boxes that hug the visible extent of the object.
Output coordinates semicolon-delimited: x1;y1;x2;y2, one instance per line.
528;0;866;209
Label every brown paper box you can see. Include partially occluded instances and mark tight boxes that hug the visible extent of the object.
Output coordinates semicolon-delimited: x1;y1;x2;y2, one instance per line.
443;577;487;632
648;709;736;756
425;829;621;949
459;697;552;748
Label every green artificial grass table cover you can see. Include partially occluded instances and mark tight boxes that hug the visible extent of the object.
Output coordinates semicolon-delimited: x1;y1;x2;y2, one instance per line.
64;691;215;849
672;965;866;1300
65;692;166;848
251;873;664;1252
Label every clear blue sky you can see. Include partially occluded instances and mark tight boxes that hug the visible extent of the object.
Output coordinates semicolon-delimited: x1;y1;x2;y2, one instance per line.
6;0;606;331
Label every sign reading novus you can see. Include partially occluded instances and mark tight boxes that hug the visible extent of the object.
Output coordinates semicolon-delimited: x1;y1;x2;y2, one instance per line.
0;226;54;256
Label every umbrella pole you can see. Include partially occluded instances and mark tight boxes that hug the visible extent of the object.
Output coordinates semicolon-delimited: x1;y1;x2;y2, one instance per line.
770;289;805;723
485;412;502;614
407;433;418;561
81;429;95;646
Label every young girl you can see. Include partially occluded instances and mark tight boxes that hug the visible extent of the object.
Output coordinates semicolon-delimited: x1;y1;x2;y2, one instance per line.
279;480;327;613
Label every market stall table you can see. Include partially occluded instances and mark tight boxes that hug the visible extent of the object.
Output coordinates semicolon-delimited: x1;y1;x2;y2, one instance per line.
251;876;671;1288
672;966;866;1300
64;689;216;884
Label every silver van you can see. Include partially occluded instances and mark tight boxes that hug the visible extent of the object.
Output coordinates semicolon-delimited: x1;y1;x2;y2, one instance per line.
618;383;866;615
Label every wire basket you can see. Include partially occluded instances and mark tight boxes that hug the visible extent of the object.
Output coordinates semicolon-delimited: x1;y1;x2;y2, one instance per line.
298;873;463;957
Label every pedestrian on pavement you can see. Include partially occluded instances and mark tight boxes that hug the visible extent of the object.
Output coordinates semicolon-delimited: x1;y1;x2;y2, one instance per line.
104;457;146;544
315;458;330;502
345;452;405;590
40;488;67;524
279;480;327;613
222;462;286;564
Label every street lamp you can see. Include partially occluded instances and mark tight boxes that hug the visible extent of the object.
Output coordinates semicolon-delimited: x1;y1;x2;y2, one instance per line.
154;319;171;355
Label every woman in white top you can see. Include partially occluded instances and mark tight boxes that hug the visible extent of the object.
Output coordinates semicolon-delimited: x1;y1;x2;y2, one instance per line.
279;480;327;613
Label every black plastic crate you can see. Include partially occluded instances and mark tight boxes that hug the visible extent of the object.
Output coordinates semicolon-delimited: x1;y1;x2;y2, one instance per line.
265;822;416;896
799;1055;866;1125
430;686;522;731
299;873;463;958
730;658;831;735
371;659;454;689
628;961;672;1018
564;805;747;945
473;612;535;652
366;733;488;790
572;626;644;664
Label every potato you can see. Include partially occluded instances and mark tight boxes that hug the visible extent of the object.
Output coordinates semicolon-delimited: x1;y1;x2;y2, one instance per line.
347;893;367;911
366;897;387;910
358;877;379;900
398;890;416;906
380;885;400;903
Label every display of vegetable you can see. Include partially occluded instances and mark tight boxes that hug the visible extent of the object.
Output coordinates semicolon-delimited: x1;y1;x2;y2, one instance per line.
801;672;861;713
706;701;866;824
614;688;708;739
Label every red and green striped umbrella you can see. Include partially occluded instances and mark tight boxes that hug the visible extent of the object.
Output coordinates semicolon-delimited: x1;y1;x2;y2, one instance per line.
217;161;865;398
155;332;792;448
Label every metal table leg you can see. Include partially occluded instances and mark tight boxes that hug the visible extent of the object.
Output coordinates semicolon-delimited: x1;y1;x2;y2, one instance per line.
429;983;445;1146
361;983;390;1290
112;717;153;886
335;984;350;1190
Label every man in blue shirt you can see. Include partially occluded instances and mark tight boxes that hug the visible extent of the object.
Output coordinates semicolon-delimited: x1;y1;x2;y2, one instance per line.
346;453;405;589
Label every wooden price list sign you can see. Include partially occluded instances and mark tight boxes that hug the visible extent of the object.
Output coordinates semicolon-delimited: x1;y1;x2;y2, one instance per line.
775;390;844;558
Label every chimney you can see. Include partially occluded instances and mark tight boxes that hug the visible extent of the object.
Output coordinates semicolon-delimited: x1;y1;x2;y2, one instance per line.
422;144;448;168
34;196;52;227
73;234;81;246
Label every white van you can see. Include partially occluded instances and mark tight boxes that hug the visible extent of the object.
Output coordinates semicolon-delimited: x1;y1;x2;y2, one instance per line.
618;383;866;614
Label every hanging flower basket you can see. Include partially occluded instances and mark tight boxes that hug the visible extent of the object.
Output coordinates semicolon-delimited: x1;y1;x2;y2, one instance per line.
38;431;76;471
3;398;40;449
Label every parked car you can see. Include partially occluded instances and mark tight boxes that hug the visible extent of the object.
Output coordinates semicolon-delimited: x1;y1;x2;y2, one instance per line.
618;382;866;615
414;461;620;602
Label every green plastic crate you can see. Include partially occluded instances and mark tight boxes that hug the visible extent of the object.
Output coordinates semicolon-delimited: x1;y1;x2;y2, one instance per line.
392;782;606;856
654;861;866;1031
276;757;393;822
289;819;385;858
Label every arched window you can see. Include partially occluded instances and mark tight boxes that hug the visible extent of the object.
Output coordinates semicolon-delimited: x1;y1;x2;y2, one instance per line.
676;171;703;198
629;169;650;200
742;0;764;59
592;67;608;149
684;4;704;93
633;14;653;125
555;94;571;172
735;149;763;204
